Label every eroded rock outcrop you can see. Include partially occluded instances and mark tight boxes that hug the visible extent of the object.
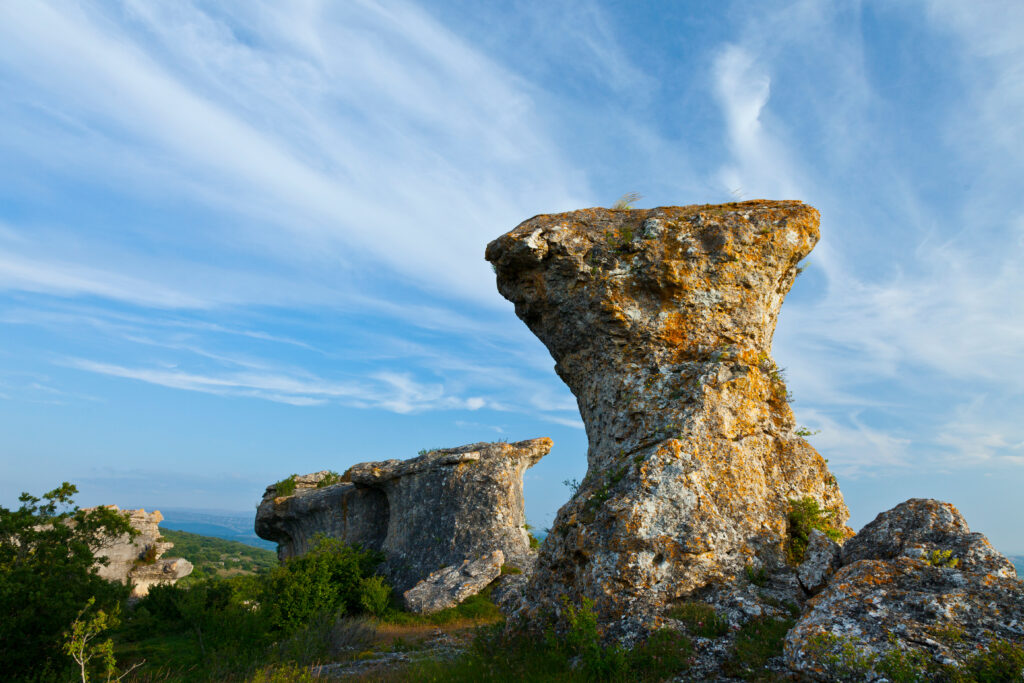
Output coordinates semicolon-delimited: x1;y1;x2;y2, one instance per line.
90;507;193;597
486;201;848;633
256;438;551;599
785;499;1023;679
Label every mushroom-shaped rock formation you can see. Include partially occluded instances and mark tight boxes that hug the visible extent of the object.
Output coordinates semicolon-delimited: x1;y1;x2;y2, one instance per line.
486;201;848;632
90;507;193;597
256;438;551;595
785;499;1023;678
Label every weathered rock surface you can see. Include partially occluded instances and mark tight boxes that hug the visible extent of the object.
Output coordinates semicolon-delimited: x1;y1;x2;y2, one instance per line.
256;439;551;598
841;497;1016;577
403;550;504;614
90;507;193;597
785;498;1024;679
486;202;847;633
797;529;841;594
255;472;389;561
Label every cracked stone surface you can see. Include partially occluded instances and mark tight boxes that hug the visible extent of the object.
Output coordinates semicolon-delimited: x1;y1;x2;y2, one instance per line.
486;201;848;635
785;498;1023;679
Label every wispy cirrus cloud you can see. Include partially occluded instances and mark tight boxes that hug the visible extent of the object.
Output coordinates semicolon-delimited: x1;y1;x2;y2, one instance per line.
0;0;589;308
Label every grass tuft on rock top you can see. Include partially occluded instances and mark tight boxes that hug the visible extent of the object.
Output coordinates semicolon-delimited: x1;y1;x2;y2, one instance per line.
272;474;298;497
786;496;844;564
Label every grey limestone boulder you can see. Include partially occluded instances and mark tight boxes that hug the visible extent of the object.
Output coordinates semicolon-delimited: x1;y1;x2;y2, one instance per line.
785;498;1024;679
402;550;504;614
797;528;841;594
256;438;551;597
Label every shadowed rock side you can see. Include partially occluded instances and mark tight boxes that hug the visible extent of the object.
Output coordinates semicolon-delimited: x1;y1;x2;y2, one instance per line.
786;499;1023;678
90;507;193;597
255;438;551;595
255;473;389;561
486;201;848;633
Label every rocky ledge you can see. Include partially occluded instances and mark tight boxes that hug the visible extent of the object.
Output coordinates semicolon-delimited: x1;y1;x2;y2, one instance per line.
785;498;1022;679
486;201;848;635
255;438;551;608
90;507;193;597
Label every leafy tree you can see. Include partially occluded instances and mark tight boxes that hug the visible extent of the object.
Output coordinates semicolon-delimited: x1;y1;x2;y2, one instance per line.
0;483;134;680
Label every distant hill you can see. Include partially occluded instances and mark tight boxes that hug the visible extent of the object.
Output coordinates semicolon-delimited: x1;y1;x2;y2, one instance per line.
159;508;276;551
159;527;278;582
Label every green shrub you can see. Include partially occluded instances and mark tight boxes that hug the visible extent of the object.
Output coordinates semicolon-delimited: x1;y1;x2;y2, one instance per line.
667;601;730;638
316;471;342;488
273;475;298;497
786;497;844;564
960;639;1024;681
262;536;385;632
358;575;391;617
0;483;134;679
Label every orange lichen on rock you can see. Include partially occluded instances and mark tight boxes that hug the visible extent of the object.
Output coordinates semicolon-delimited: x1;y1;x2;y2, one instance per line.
486;201;847;637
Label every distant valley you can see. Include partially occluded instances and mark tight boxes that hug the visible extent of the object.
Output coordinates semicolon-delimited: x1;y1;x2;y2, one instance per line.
159;508;276;551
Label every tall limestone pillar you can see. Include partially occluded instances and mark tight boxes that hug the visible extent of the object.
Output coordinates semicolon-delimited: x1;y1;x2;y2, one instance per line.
486;201;848;633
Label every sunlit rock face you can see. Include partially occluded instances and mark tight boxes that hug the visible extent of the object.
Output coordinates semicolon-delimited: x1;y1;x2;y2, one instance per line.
785;499;1023;678
90;507;193;597
486;201;848;634
255;438;551;595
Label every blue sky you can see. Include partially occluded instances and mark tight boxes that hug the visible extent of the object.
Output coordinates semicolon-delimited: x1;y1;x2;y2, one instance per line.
2;1;1023;553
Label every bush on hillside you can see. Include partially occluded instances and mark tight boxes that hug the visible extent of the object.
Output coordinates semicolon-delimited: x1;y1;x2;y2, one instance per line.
0;483;134;680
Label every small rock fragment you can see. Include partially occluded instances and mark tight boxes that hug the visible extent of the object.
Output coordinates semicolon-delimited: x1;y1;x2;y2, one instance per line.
403;550;504;614
797;529;841;594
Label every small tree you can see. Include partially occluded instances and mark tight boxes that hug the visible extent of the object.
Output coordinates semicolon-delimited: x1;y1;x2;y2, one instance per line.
63;597;143;682
0;483;135;678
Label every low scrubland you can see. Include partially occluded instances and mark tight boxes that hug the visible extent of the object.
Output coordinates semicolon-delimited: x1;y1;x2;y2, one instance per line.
4;483;1024;682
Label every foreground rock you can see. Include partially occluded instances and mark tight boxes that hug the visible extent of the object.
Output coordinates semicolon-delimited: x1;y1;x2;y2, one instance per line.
90;507;193;597
785;499;1024;679
486;202;847;634
256;438;550;598
403;550;504;614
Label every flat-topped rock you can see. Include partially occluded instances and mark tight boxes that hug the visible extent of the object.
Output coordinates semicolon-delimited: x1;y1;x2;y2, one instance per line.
256;438;551;598
486;202;848;634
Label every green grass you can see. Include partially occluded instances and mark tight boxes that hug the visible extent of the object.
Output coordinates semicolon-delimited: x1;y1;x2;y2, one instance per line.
723;617;794;679
380;585;503;626
667;602;730;638
316;471;342;488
